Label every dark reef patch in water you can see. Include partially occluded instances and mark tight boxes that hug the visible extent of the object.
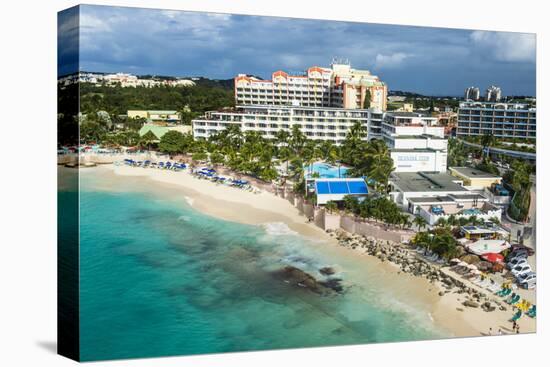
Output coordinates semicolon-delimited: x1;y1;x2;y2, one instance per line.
272;266;345;295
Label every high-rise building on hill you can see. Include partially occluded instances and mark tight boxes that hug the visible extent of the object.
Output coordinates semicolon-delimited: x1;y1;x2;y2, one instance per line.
485;85;502;102
464;86;480;100
234;62;388;111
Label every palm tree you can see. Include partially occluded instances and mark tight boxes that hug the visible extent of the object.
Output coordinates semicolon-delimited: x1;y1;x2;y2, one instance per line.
413;232;434;254
400;215;412;229
413;216;428;231
275;129;290;148
341;121;367;166
343;195;359;216
489;216;501;225
447;214;458;228
139;130;158;151
468;215;483;226
481;133;495;158
289;125;306;156
325;201;338;214
435;217;447;227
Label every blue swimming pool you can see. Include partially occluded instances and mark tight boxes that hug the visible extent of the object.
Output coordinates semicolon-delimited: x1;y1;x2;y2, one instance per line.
305;162;349;179
461;208;483;215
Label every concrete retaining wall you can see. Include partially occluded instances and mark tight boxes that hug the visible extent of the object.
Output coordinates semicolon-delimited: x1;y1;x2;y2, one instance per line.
303;203;314;219
340;215;412;242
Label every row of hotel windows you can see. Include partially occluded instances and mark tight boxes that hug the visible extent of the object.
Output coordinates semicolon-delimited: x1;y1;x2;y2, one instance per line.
238;101;328;107
458;123;536;130
458;117;535;123
456;129;535;136
201;115;369;123
195;129;348;138
195;120;364;128
459;111;535;118
237;87;330;93
218;111;371;118
195;121;356;130
237;95;330;101
237;79;330;88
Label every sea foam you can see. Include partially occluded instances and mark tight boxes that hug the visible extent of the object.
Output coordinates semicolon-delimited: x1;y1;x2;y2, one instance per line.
184;196;194;206
261;222;298;236
178;215;191;222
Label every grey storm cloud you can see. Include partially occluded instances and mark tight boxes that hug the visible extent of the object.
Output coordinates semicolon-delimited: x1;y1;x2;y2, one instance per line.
58;4;536;96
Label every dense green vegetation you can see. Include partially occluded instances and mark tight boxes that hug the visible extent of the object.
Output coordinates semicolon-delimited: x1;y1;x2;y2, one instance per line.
73;82;235;145
461;135;536;151
79;83;234;124
342;195;411;228
148;121;394;187
506;160;533;222
340;122;395;191
446;138;474;166
411;228;461;260
433;215;493;228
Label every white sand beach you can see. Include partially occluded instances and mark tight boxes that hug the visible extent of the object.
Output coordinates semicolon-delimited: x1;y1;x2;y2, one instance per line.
81;164;536;338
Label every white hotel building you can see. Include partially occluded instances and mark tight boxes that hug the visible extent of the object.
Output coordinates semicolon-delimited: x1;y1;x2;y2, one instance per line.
234;62;388;111
381;112;448;173
193;105;383;144
457;101;536;140
192;61;446;173
192;107;446;173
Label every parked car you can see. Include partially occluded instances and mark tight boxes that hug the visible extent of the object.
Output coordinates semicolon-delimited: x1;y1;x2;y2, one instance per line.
518;275;536;289
510;244;535;256
507;257;529;269
511;264;532;277
508;250;528;261
517;271;536;282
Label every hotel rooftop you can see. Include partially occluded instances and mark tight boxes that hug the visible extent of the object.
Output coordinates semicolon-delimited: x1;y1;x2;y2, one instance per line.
390;172;467;192
449;166;501;179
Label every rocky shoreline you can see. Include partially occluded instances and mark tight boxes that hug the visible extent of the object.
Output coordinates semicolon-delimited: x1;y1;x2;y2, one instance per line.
328;229;507;313
272;265;344;295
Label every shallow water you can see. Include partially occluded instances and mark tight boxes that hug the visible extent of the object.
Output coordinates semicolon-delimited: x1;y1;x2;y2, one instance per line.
68;170;448;361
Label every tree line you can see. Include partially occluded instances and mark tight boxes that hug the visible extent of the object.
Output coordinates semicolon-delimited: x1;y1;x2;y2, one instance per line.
154;122;395;187
79;83;234;124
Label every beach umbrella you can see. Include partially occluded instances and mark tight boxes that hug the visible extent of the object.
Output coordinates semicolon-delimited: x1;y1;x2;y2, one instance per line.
481;253;505;263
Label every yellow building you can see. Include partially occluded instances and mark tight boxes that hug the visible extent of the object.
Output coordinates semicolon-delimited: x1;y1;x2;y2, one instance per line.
449;167;502;189
127;110;181;124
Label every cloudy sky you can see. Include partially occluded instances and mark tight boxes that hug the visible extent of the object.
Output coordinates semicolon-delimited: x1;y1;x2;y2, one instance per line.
58;5;536;96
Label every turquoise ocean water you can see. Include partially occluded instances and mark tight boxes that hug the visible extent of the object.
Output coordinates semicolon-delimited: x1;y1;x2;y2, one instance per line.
72;170;446;361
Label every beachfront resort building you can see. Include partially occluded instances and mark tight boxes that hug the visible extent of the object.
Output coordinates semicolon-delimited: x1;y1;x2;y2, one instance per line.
192;108;449;173
457;101;536;140
388;171;502;225
192;105;383;144
379;112;448;173
234;61;388;111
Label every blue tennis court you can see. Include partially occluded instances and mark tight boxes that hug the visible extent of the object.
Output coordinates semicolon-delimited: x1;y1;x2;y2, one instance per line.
314;179;369;196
